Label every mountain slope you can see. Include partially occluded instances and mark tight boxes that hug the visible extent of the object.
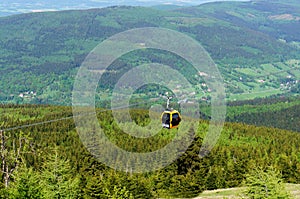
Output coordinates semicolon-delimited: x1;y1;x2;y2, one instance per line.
177;0;300;60
0;104;300;197
0;1;299;105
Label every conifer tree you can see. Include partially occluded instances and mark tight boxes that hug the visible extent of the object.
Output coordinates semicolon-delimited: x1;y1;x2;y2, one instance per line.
39;148;80;199
243;166;292;199
6;166;41;199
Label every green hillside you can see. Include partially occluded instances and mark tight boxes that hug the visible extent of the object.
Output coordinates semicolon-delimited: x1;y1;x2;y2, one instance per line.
0;104;299;198
226;96;300;132
1;2;300;197
0;1;299;105
179;0;300;44
151;4;186;11
270;0;300;9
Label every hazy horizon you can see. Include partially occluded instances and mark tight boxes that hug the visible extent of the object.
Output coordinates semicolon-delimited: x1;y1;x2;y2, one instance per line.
0;0;247;16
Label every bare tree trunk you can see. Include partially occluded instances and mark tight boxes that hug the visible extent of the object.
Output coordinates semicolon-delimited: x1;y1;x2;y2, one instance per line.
0;130;8;187
0;130;28;187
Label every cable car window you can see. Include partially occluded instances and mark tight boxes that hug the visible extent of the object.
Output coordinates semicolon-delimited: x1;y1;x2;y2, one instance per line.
162;113;170;124
171;113;180;126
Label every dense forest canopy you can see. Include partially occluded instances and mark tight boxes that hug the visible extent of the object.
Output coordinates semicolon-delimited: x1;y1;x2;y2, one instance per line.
0;104;299;197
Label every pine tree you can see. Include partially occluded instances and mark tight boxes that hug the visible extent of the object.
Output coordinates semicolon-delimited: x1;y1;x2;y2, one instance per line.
243;166;292;199
39;148;80;199
84;174;104;199
104;185;134;199
6;165;41;199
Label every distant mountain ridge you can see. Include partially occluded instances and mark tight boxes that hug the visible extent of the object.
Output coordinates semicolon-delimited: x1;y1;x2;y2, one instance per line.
0;0;299;105
0;0;238;17
1;0;298;17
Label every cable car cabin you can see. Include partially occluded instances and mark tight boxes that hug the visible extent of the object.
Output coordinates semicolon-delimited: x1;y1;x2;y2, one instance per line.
161;109;181;129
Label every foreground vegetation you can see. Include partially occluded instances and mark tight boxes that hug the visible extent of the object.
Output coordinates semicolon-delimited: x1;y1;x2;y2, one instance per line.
1;0;300;105
0;104;299;198
197;183;300;199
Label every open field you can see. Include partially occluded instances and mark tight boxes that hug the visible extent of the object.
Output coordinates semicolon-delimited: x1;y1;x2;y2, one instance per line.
194;184;300;199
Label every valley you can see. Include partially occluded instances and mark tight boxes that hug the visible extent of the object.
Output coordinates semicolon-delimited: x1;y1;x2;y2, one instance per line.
0;0;300;105
0;0;299;198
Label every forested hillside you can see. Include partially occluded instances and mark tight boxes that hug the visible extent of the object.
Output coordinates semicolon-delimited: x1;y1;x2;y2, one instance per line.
1;1;300;198
0;104;299;198
0;0;299;105
226;96;300;132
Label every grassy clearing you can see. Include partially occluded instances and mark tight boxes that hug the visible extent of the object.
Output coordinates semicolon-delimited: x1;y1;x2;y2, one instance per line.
228;89;283;101
195;187;242;198
287;184;300;199
228;59;300;100
194;184;300;199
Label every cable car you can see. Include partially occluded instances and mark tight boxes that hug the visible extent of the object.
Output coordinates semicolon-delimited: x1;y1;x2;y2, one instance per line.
161;96;181;129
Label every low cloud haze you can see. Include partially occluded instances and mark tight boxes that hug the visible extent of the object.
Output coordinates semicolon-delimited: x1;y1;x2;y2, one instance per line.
0;0;247;16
